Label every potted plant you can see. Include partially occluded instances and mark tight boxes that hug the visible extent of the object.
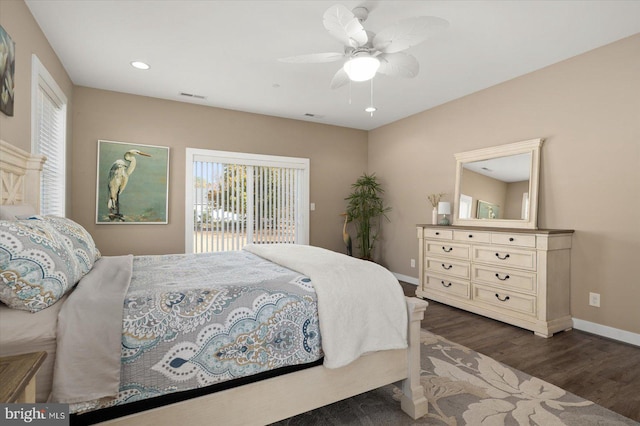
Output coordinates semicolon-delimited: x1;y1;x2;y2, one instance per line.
344;173;391;261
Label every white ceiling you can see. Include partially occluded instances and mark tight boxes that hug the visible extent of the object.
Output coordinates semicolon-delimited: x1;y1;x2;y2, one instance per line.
463;153;531;182
25;0;640;131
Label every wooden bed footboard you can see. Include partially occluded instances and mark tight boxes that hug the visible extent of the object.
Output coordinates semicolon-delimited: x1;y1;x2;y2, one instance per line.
100;297;429;426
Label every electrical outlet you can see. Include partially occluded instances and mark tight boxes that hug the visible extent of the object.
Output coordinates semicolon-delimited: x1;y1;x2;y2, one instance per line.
589;292;600;307
410;259;416;268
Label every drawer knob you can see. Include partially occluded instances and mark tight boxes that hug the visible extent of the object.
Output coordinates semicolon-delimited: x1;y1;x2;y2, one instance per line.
468;234;473;238
495;273;510;281
435;232;440;235
441;264;453;270
495;253;511;260
441;281;452;288
495;294;510;302
442;246;453;253
509;237;515;242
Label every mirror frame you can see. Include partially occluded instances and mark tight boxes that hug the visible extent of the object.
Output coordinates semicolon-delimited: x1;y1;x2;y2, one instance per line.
453;138;544;229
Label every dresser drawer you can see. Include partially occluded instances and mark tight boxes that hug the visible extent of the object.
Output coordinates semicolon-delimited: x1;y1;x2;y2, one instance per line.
423;228;453;240
425;241;470;260
423;274;470;299
490;233;536;248
472;245;536;271
473;284;537;317
425;258;470;280
472;265;537;293
453;230;490;244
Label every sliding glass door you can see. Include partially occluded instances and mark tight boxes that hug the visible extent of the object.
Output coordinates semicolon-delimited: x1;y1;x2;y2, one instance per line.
186;149;309;253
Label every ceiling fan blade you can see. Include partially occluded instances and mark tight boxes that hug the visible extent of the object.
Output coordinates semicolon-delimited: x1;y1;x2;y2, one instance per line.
278;52;345;63
373;16;449;53
377;52;419;78
330;68;350;89
323;4;368;48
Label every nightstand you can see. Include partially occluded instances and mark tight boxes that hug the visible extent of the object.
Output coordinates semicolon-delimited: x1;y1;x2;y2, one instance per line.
0;351;47;403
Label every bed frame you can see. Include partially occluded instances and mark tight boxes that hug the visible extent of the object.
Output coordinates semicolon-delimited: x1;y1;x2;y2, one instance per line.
0;140;46;210
0;139;429;425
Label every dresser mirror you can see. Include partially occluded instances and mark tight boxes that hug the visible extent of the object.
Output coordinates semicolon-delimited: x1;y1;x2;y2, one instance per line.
453;138;543;229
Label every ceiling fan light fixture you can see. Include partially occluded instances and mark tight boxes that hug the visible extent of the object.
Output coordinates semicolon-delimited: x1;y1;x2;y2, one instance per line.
343;54;380;82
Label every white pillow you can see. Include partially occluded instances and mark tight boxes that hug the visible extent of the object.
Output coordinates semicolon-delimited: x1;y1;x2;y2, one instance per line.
0;204;37;220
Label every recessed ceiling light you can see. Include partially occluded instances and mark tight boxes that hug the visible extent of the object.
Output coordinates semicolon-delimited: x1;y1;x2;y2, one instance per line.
130;61;150;70
365;106;377;113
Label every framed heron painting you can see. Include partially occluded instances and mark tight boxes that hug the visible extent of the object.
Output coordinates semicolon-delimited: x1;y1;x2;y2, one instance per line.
96;140;169;224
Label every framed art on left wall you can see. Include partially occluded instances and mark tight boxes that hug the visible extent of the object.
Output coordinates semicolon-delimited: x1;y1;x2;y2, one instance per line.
96;139;169;224
0;25;16;116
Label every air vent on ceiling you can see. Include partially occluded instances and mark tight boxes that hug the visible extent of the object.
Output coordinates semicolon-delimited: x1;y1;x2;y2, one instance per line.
304;113;325;119
179;92;207;100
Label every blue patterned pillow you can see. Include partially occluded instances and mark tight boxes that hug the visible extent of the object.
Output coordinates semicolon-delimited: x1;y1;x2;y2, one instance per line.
0;219;82;312
38;216;101;276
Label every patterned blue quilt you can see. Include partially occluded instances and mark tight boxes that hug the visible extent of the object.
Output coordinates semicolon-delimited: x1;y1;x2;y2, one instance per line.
72;250;322;412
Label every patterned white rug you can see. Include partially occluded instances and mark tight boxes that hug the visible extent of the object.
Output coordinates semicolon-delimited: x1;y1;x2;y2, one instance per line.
273;330;639;425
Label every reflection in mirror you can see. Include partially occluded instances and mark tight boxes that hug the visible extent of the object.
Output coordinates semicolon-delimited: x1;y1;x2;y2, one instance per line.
460;153;531;220
453;138;543;229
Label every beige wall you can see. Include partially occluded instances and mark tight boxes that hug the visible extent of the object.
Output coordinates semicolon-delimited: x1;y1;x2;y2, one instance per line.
71;87;367;256
369;34;640;334
460;169;507;219
504;180;528;220
0;0;73;176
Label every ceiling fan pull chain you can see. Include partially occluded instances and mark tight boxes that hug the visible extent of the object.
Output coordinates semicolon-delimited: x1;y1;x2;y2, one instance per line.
348;80;352;104
369;79;375;117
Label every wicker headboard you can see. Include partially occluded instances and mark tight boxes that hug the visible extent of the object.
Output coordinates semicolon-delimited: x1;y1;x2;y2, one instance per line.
0;140;46;211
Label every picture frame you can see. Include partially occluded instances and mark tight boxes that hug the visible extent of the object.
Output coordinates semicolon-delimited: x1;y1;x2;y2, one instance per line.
96;140;169;224
0;25;16;116
477;199;500;220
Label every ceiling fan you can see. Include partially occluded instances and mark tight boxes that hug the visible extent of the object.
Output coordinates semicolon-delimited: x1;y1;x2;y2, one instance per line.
279;3;449;89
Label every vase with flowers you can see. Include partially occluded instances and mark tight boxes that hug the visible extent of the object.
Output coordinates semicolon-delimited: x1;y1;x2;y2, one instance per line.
427;193;445;225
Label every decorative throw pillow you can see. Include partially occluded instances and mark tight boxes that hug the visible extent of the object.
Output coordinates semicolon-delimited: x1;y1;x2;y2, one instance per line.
0;219;82;312
38;216;101;276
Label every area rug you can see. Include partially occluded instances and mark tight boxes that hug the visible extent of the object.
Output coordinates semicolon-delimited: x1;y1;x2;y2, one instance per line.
273;330;638;425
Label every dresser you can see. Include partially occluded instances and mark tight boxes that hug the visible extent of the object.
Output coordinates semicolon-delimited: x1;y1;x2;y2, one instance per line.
416;225;574;337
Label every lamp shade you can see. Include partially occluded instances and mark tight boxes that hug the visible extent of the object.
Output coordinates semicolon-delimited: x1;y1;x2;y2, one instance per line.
343;55;380;82
438;201;451;215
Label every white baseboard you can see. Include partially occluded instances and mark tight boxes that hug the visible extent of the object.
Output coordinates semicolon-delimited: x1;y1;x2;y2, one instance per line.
392;272;418;286
572;318;640;347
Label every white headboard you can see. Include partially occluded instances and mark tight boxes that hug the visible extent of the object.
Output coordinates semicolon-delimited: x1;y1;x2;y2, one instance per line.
0;140;46;211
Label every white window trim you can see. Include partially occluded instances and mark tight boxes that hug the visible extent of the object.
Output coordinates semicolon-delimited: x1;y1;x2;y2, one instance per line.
31;54;67;216
185;148;310;253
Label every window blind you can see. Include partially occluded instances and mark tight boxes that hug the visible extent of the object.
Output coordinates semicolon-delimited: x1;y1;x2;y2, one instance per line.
32;56;67;217
187;149;309;253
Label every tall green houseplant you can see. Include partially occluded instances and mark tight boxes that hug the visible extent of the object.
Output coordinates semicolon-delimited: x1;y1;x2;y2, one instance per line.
345;173;391;260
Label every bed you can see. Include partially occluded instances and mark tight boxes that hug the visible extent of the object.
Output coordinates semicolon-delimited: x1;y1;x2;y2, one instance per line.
0;139;429;425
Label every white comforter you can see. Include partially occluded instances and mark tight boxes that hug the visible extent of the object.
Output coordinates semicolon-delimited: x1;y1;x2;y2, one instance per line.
244;244;408;368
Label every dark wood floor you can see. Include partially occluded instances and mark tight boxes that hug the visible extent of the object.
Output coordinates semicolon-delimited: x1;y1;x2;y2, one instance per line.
402;283;640;422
